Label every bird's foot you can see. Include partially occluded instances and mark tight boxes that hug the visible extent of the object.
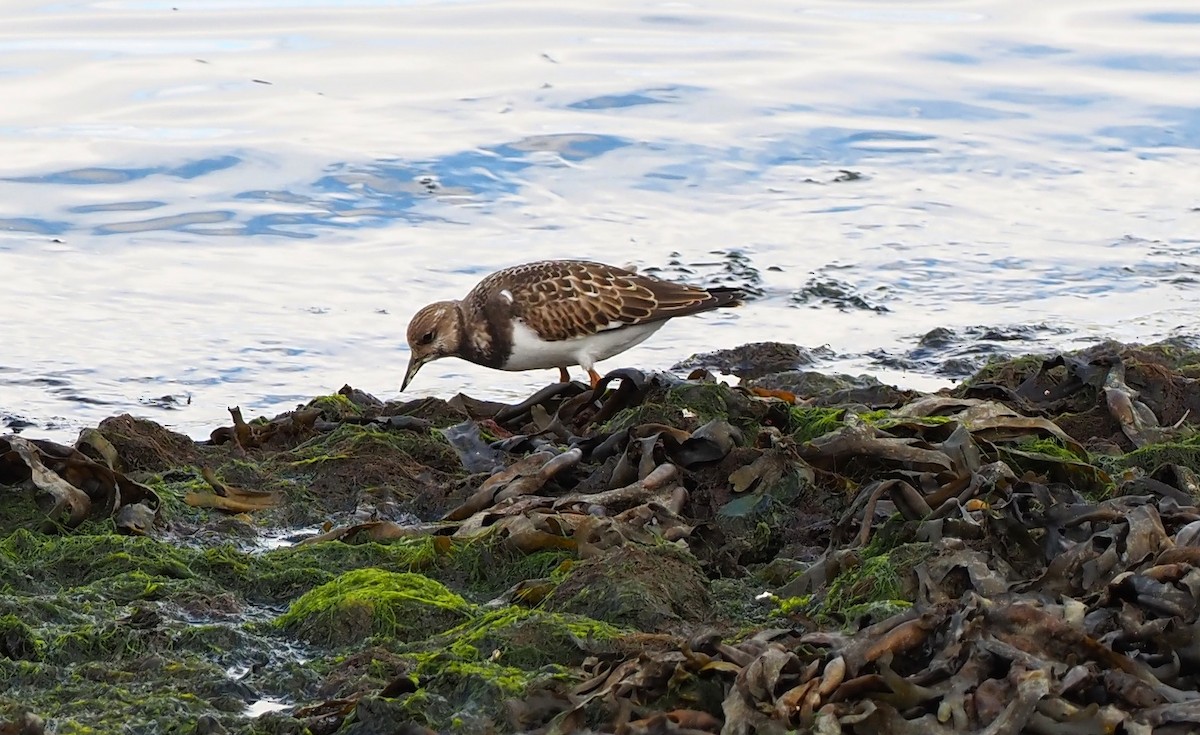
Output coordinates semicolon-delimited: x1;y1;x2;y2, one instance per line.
557;367;571;384
588;369;602;390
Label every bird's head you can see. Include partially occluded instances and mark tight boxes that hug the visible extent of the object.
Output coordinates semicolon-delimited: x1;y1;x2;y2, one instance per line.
401;301;463;391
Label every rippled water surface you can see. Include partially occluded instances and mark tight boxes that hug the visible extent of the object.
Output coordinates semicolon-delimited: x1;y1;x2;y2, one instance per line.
2;0;1198;439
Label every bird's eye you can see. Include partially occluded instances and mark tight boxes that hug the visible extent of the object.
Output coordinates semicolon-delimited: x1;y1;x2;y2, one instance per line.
419;331;435;345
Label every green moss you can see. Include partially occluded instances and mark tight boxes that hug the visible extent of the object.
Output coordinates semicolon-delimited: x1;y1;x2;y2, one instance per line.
827;554;903;610
666;382;731;423
144;466;211;505
0;614;41;661
1114;434;1200;475
0;532;194;594
789;406;845;442
1014;437;1085;462
545;545;710;630
797;543;932;625
433;607;621;671
995;437;1110;497
451;535;575;598
605;381;746;433
246;537;452;601
601;403;686;434
275;568;474;646
861;514;917;558
774;595;811;615
1;654;228;733
0;481;55;537
856;409;889;424
410;652;535;697
47;622;146;664
960;353;1046;389
285;423;459;473
306;393;365;418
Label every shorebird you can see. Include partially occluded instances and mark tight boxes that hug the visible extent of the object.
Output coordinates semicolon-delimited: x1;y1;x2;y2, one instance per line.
401;259;743;391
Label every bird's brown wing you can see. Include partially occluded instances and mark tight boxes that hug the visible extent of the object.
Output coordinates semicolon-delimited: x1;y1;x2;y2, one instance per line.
474;260;741;342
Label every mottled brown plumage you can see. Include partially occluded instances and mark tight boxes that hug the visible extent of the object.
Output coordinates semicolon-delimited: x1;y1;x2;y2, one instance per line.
469;260;739;341
402;260;743;390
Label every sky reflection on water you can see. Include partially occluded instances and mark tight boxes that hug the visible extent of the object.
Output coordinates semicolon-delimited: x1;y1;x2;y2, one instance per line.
0;0;1197;438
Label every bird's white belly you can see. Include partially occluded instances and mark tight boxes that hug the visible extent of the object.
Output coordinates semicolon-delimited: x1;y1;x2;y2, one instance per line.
503;320;665;371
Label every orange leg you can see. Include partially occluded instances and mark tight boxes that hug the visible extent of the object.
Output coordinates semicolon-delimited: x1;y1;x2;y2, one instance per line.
557;367;571;384
588;369;601;390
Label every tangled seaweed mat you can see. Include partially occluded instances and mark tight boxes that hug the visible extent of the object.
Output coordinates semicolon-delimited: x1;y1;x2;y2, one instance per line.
2;339;1200;734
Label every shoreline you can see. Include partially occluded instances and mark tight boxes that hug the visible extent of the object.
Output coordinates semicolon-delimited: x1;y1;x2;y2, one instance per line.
2;338;1199;733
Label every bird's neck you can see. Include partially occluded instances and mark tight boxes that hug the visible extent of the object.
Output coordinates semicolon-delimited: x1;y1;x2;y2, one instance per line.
455;298;505;368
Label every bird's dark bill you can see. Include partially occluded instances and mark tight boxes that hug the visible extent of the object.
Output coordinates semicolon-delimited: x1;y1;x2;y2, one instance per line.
400;356;425;392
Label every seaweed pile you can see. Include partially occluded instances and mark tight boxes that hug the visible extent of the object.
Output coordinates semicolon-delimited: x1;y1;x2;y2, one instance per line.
2;339;1200;734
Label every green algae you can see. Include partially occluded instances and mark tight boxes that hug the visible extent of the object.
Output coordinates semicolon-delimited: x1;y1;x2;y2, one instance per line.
306;392;366;418
275;568;474;646
2;655;229;734
5;341;1196;733
789;406;845;442
385;607;622;728
545;544;711;630
451;536;575;599
603;380;754;434
1114;433;1200;475
667;382;733;423
1014;436;1084;462
286;422;459;472
959;353;1047;389
288;605;625;731
0;614;41;661
434;606;622;670
782;543;932;625
998;437;1111;495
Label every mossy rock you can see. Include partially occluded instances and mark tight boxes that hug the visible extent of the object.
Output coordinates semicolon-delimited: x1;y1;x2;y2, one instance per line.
96;413;204;472
434;607;622;670
797;542;933;625
671;341;817;379
0;614;41;661
1113;435;1200;475
749;370;874;397
788;406;846;442
305;393;368;420
957;353;1048;391
544;545;710;632
276;569;475;647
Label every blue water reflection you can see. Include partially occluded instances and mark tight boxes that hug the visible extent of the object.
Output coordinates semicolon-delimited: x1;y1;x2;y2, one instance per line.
2;0;1198;440
5;155;240;185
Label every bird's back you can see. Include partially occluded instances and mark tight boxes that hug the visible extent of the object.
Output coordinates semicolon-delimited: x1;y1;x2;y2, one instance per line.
467;259;742;343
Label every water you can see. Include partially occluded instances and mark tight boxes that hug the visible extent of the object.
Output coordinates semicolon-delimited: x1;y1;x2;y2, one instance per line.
1;0;1197;441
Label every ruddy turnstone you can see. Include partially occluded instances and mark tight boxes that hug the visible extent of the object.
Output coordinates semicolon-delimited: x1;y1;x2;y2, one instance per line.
401;259;743;391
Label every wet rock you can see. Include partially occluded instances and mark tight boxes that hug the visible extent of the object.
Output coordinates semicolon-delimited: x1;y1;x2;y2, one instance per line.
275;569;474;647
0;414;35;434
544;545;711;631
747;369;915;407
747;369;878;396
672;341;822;379
96;414;201;472
192;714;227;735
641;248;766;299
791;277;889;312
937;356;981;377
0;712;44;735
341;698;436;735
0;615;40;661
